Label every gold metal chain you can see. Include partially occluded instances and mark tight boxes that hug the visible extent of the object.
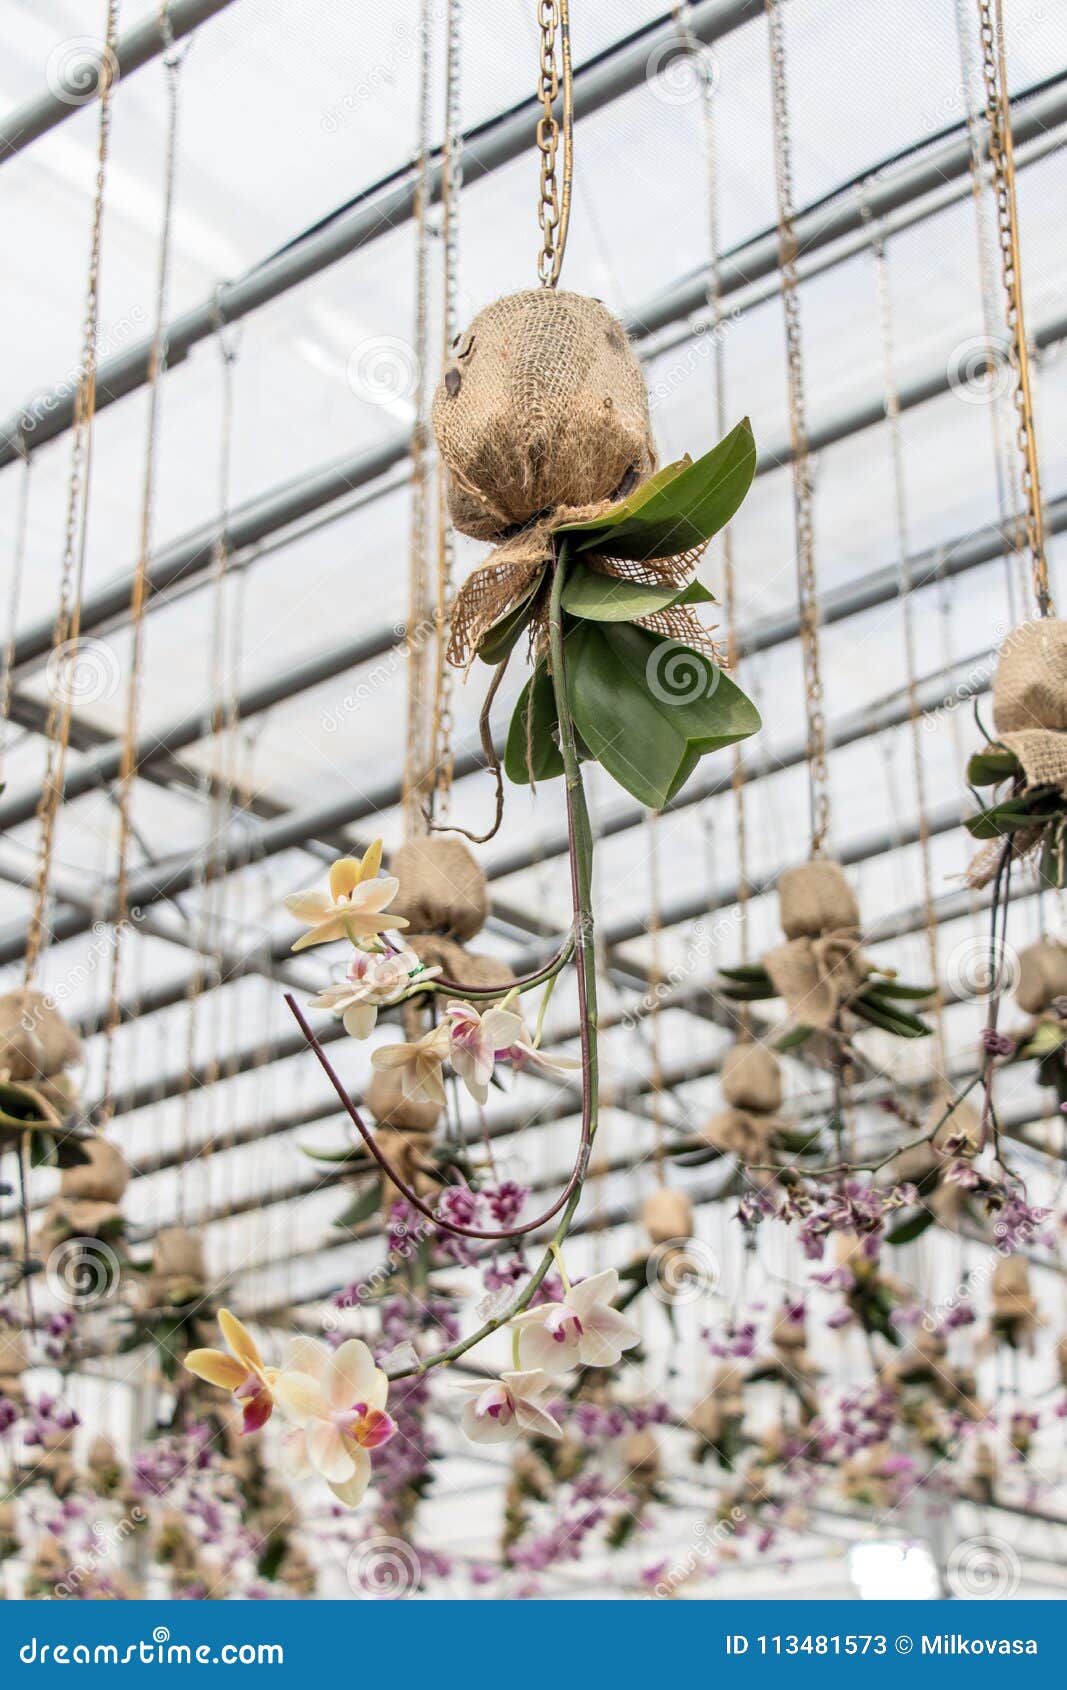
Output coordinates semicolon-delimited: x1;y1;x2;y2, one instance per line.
430;0;463;820
977;0;1053;617
24;0;122;984
765;0;829;859
536;0;573;287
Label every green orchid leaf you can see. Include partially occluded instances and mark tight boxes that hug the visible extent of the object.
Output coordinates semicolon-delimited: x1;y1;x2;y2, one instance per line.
967;746;1021;787
560;565;717;623
504;664;566;785
865;978;934;1001
477;580;542;664
563;619;760;810
776;1024;815;1053
557;419;756;561
852;993;931;1038
335;1180;383;1232
886;1208;936;1247
718;963;772;983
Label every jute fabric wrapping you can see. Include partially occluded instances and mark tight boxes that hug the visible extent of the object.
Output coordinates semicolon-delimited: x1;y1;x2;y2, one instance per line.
721;1042;782;1112
432;290;720;667
389;837;489;940
968;619;1067;887
36;1196;122;1255
763;930;868;1030
777;862;860;938
144;1226;206;1308
364;1065;441;1135
641;1185;693;1243
991;1253;1038;1337
1015;938;1067;1015
60;1134;129;1202
406;933;515;1000
1059;1333;1067;1388
0;988;82;1082
701;1106;776;1164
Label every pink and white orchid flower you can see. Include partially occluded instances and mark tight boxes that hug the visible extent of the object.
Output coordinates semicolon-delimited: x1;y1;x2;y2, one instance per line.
510;1269;639;1376
310;947;440;1040
458;1369;563;1445
273;1337;396;1508
445;1002;581;1105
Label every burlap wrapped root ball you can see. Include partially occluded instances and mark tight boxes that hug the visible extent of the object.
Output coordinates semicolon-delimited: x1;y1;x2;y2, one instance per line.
777;861;860;940
0;988;82;1084
37;1136;131;1256
389;837;489;942
144;1227;206;1309
641;1185;693;1245
433;289;655;542
0;1322;29;1404
990;617;1067;791
1015;938;1067;1017
990;1253;1039;1345
721;1041;783;1113
405;933;516;1002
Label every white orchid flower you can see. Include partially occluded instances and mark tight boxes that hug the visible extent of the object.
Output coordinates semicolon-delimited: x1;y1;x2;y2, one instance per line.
510;1269;639;1376
310;947;440;1039
273;1337;396;1508
285;842;407;953
371;1021;451;1107
457;1369;563;1445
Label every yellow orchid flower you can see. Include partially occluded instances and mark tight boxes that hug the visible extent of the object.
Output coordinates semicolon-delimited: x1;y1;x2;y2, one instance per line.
185;1308;278;1434
284;841;408;953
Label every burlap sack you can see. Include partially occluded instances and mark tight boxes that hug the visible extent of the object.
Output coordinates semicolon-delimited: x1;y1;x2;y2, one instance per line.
60;1135;128;1203
642;1185;693;1243
623;1429;660;1479
0;988;81;1083
1015;938;1067;1016
995;728;1067;794
434;290;655;543
991;1253;1032;1306
1058;1333;1067;1387
777;861;860;939
763;931;868;1029
721;1042;782;1112
372;1127;438;1217
0;1324;28;1379
701;1107;773;1161
771;1306;807;1354
406;934;515;1000
153;1227;205;1282
927;1090;982;1157
36;1197;122;1255
364;1065;441;1135
992;618;1067;735
389;837;488;941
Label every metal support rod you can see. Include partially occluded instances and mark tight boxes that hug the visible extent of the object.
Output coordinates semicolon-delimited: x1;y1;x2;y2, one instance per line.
0;0;763;466
0;0;238;163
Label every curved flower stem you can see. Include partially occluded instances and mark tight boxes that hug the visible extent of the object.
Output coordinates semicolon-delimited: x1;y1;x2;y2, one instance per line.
388;541;600;1380
422;934;576;1002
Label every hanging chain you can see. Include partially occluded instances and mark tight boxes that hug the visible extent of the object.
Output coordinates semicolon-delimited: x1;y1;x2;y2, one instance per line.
645;811;666;1165
430;0;463;821
24;0;122;983
99;21;191;1124
868;220;949;1080
536;0;573;287
402;0;435;838
977;0;1053;617
765;0;829;860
